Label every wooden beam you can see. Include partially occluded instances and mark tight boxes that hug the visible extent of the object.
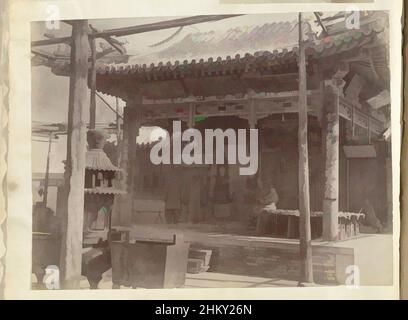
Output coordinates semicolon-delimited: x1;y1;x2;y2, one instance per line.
31;15;242;47
96;92;123;119
313;12;328;37
32;35;73;47
31;49;57;60
142;90;319;105
59;20;89;289
297;12;313;284
240;72;299;81
89;24;126;55
91;15;242;38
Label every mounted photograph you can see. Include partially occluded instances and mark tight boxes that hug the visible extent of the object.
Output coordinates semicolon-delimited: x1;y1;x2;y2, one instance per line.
30;10;393;291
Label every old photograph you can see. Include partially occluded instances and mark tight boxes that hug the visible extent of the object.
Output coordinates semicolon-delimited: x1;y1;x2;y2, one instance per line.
29;10;393;291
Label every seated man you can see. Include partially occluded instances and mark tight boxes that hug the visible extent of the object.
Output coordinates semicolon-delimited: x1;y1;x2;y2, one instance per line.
255;187;279;235
360;197;383;233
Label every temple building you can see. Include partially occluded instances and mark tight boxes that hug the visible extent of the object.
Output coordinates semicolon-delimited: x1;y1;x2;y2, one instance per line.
93;11;391;240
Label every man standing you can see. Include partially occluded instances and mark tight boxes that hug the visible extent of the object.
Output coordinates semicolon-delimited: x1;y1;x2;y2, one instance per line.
164;166;183;224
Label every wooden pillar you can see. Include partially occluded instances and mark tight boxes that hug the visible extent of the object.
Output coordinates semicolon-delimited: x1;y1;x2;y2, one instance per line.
42;132;52;207
247;94;261;176
248;98;257;129
56;185;64;219
322;77;345;241
59;20;89;289
116;97;122;156
112;99;140;226
188;103;195;128
297;12;313;284
89;36;96;129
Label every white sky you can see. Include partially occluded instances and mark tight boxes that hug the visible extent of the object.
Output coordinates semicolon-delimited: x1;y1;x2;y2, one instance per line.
31;13;319;123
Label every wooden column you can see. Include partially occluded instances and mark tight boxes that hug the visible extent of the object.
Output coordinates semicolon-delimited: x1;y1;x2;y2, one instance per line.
42;132;52;207
116;97;122;153
322;77;345;241
59;20;89;289
89;36;97;129
188;103;195;128
297;12;313;284
112;99;140;226
56;185;64;219
248;97;257;129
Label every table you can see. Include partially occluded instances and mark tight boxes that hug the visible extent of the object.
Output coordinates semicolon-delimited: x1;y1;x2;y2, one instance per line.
256;209;365;240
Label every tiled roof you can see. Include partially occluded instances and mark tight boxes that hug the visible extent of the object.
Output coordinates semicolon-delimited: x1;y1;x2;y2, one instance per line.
134;20;302;65
96;26;383;79
86;149;120;171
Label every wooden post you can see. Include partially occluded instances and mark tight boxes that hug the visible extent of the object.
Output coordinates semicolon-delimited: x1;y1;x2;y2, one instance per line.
188;103;195;128
89;36;97;129
322;77;345;241
42;132;52;207
112;106;130;226
59;20;89;289
112;99;140;226
367;116;371;144
297;12;313;284
248;92;257;129
116;97;121;146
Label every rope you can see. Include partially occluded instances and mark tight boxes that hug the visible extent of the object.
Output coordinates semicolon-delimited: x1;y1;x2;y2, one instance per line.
148;26;184;48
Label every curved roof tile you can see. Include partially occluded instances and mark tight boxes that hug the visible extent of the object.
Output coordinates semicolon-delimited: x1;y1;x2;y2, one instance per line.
86;149;120;171
96;27;382;77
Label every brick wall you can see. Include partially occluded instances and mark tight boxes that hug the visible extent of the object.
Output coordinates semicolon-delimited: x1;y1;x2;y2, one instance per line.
191;242;354;285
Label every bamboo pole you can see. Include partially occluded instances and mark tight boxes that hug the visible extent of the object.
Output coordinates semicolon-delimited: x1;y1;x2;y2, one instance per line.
298;12;313;284
59;20;89;289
